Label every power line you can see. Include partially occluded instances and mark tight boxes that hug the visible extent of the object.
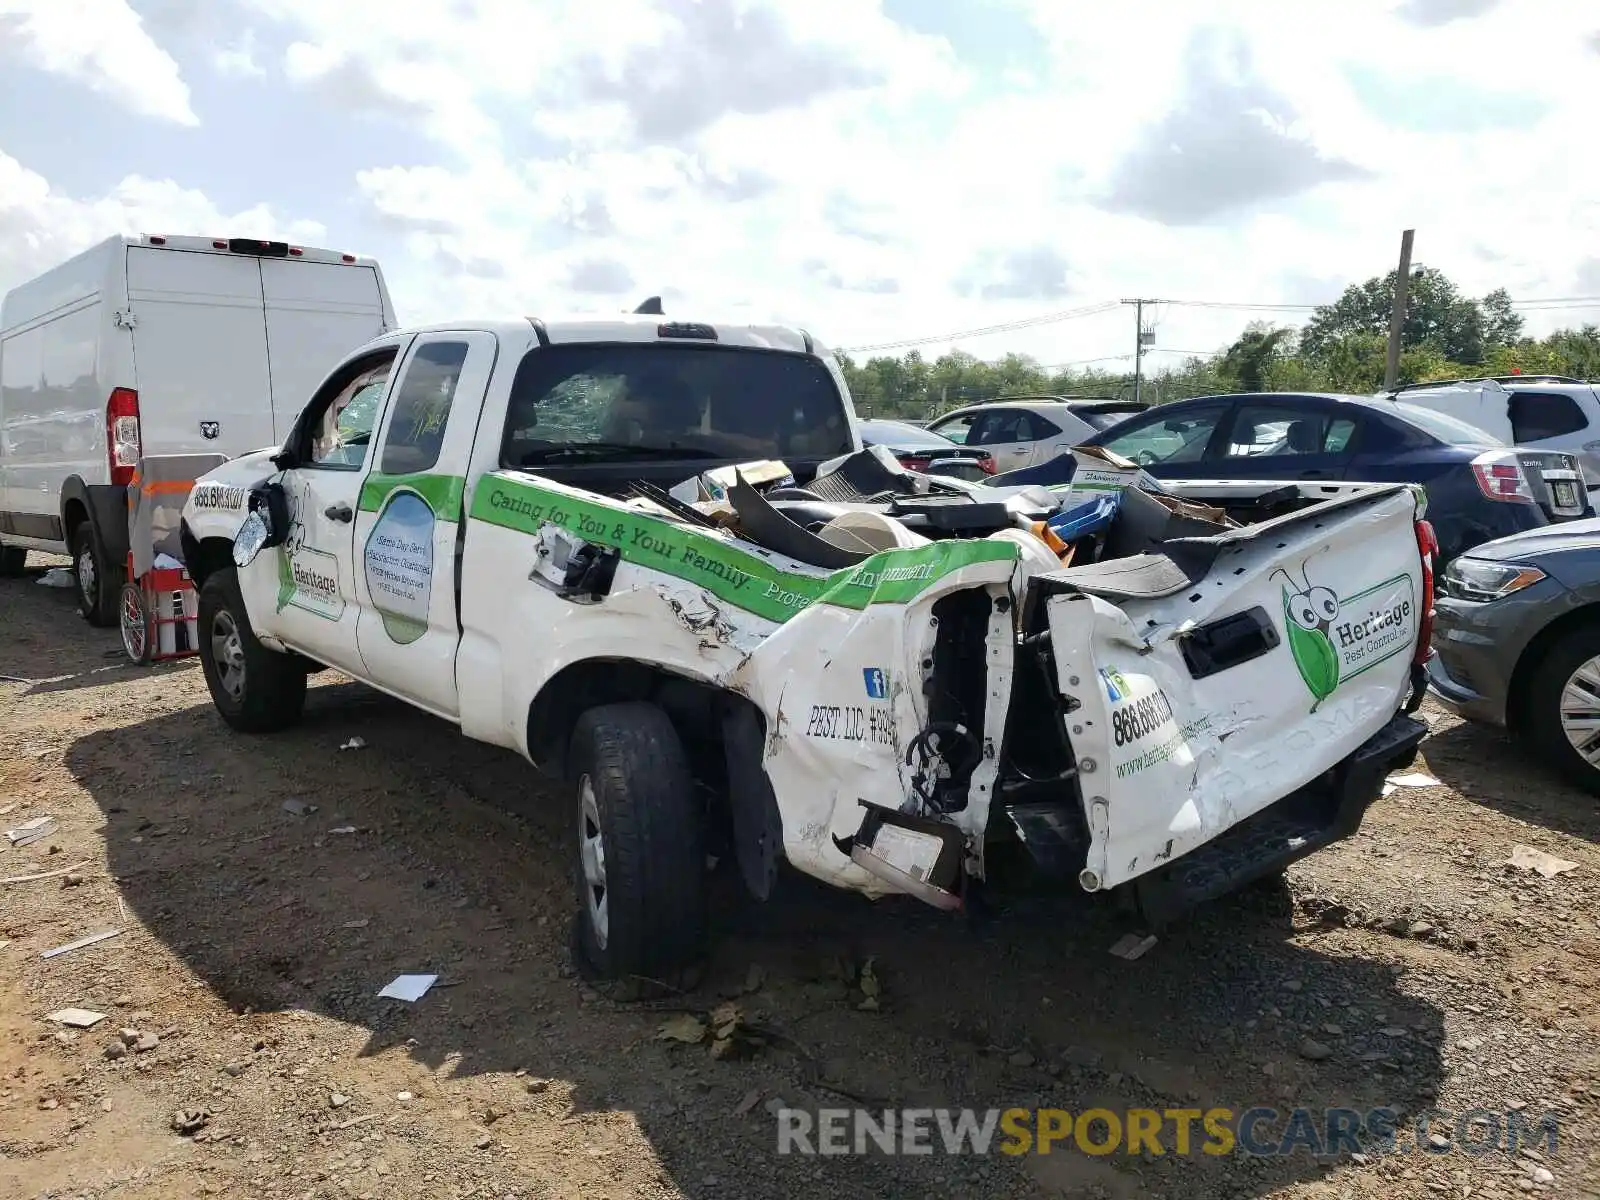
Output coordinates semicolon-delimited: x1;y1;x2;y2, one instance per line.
839;300;1120;353
841;293;1600;359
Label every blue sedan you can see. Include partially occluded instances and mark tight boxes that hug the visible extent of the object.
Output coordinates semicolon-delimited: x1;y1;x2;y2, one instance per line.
1079;392;1587;568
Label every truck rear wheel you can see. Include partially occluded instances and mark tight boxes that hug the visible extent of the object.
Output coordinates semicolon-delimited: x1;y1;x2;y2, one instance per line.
71;523;122;627
197;568;307;733
568;702;706;991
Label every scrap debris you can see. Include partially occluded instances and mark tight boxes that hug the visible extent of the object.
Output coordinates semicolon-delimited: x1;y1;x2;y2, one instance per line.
340;737;367;751
1109;932;1159;961
377;973;438;1002
48;1008;108;1028
281;799;317;817
6;816;58;847
1507;844;1579;879
41;929;123;959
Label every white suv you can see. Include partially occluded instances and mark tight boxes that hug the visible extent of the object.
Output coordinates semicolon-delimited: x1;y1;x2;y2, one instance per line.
1388;376;1600;496
924;398;1134;472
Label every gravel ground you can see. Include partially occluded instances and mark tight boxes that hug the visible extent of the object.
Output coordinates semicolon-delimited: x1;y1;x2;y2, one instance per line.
1;559;1597;1199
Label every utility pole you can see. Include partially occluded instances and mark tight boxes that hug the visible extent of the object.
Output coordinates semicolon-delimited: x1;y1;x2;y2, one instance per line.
1122;299;1156;404
1383;229;1415;392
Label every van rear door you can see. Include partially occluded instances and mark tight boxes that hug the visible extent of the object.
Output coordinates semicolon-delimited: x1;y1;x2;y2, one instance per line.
260;259;390;442
126;246;277;457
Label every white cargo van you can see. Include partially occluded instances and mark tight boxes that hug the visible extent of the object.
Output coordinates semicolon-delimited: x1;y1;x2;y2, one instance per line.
0;234;396;623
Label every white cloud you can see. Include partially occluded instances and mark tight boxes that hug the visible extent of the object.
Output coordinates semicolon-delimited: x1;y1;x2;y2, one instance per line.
213;30;265;78
0;148;325;296
0;0;198;125
5;0;1599;370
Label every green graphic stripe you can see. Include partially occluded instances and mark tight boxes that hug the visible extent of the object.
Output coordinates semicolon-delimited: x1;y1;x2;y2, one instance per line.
469;473;1020;624
360;472;465;520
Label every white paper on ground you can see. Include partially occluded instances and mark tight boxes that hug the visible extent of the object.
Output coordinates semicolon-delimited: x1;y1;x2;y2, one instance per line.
1386;772;1440;788
377;973;438;1002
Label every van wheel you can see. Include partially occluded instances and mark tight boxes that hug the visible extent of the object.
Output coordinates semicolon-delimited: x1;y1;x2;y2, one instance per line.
0;547;27;576
71;524;122;626
197;568;306;732
568;703;706;993
1521;624;1600;796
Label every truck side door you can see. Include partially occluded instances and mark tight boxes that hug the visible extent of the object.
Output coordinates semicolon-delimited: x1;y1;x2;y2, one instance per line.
246;344;405;673
351;331;497;719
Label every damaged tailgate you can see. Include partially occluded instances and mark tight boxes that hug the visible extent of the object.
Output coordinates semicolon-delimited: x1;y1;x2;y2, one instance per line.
1036;484;1425;892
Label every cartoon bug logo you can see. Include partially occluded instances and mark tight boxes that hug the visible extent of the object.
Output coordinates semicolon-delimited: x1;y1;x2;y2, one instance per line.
1274;562;1341;712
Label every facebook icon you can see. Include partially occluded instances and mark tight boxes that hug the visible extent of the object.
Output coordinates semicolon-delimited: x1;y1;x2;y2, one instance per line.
863;668;888;699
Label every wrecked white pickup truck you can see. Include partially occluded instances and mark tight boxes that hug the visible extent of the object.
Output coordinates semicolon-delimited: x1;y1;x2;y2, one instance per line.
179;315;1436;984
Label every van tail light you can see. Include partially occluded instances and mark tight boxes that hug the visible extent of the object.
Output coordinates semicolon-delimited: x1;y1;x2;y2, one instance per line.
979;455;997;475
1470;451;1535;503
106;387;141;487
899;455;932;473
1414;518;1437;666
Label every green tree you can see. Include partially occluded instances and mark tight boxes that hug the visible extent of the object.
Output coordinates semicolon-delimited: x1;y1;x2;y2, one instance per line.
1299;267;1520;366
1220;323;1294;392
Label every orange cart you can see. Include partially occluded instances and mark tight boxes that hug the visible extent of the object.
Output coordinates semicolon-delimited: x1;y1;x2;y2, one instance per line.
120;454;228;665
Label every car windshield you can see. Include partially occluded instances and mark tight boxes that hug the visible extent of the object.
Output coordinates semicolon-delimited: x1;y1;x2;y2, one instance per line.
1391;403;1506;447
501;343;855;466
858;420;959;450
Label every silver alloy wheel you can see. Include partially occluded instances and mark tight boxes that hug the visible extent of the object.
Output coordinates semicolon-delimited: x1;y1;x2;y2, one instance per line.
578;775;608;949
210;609;247;702
77;542;96;606
1559;655;1600;765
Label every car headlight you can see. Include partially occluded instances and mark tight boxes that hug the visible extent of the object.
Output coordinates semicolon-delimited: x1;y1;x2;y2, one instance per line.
1442;557;1547;602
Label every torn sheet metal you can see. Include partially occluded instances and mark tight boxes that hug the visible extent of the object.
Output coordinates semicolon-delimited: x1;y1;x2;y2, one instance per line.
1051;486;1423;892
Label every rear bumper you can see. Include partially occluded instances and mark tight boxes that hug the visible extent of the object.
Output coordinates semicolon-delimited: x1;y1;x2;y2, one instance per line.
1133;710;1428;924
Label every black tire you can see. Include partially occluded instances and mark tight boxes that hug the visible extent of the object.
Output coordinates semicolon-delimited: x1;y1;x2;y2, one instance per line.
0;546;26;576
569;702;706;990
1520;624;1600;795
71;523;122;627
197;567;307;733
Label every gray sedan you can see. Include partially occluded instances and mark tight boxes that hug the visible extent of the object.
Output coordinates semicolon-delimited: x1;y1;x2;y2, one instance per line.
1429;518;1600;792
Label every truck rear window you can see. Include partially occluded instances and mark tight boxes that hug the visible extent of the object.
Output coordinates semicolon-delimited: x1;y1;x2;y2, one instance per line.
500;344;854;467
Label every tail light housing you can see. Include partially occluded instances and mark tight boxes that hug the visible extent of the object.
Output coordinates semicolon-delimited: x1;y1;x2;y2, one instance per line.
979;455;997;475
106;387;141;486
899;455;932;473
1414;519;1437;665
1470;451;1535;503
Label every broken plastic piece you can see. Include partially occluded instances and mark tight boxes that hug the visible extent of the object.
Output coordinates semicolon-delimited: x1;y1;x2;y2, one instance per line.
377;973;438;1002
340;737;367;751
1108;933;1158;961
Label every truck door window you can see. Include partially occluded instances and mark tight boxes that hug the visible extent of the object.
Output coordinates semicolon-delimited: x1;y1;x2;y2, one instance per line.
306;358;395;470
378;341;470;474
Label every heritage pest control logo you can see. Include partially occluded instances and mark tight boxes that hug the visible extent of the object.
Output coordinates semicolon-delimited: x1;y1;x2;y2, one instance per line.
1275;560;1416;713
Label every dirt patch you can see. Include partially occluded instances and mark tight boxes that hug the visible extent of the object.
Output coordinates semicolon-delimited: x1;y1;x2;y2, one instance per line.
1;562;1597;1198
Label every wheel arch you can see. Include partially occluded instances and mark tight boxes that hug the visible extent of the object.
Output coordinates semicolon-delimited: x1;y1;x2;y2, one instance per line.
180;522;236;594
525;656;765;776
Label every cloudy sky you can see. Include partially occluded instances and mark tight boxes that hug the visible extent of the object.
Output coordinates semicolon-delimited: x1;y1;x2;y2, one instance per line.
3;0;1599;371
